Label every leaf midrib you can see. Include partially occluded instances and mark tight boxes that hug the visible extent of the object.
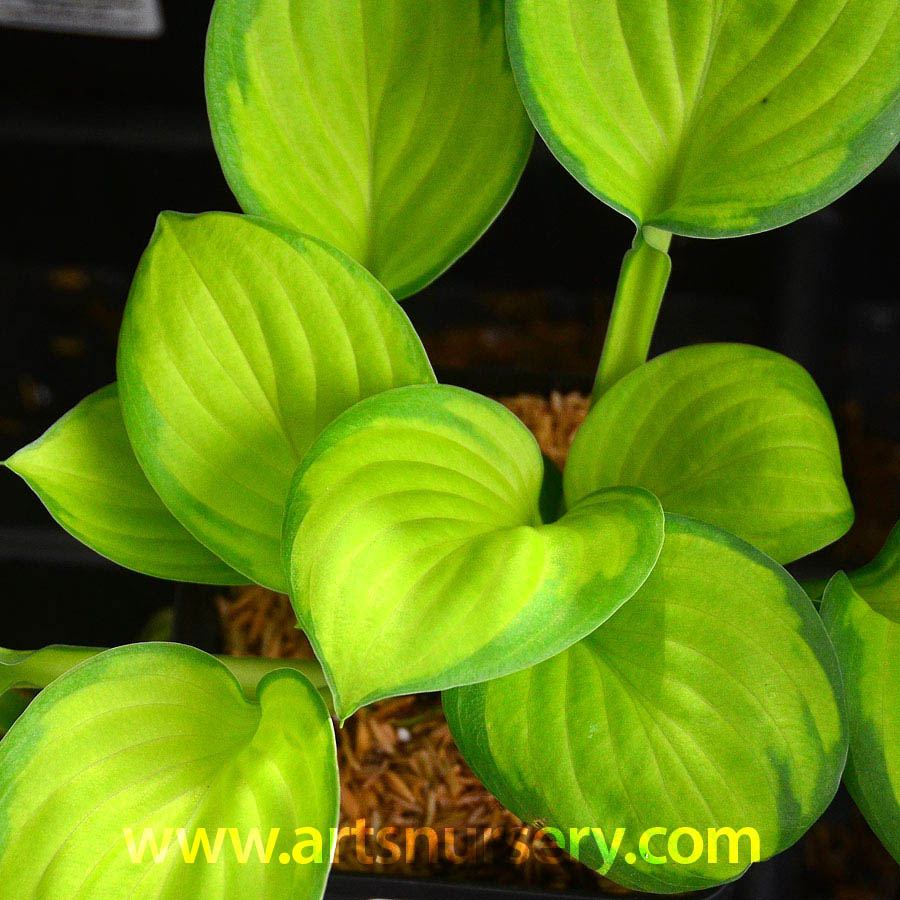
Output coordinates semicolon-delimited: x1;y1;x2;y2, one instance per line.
645;0;735;219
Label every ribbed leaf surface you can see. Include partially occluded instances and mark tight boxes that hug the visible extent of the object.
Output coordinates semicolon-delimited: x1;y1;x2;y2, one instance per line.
284;384;665;719
446;516;847;892
117;212;434;590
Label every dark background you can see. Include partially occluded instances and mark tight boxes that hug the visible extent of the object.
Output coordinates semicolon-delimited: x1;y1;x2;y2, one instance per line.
3;4;899;410
0;6;899;897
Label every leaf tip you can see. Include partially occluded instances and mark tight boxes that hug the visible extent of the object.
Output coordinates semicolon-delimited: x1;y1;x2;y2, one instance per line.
153;210;197;242
331;679;366;726
3;446;29;479
334;696;360;727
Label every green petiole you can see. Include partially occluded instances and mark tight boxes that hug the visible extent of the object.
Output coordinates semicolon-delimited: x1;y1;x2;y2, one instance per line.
593;226;672;403
0;644;331;710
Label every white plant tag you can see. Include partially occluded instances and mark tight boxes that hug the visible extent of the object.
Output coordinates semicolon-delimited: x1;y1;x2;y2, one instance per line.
0;0;164;38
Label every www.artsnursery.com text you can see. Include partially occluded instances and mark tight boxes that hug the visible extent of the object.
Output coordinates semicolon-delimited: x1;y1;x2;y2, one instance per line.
123;821;761;873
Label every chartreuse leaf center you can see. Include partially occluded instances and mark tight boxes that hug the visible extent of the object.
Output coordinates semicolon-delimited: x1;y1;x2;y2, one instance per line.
206;0;533;298
507;0;900;236
445;515;848;893
0;643;338;900
821;521;900;866
116;211;434;592
566;343;853;564
282;383;665;721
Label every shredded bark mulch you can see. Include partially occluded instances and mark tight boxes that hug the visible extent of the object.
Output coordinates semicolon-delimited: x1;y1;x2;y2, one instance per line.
500;392;590;470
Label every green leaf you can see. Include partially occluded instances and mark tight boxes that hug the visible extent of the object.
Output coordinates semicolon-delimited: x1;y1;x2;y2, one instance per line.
206;0;533;299
801;576;830;605
821;521;900;866
507;0;900;236
0;692;29;737
538;454;564;524
4;385;246;585
283;384;664;720
565;343;853;564
117;211;435;592
445;515;848;893
0;643;338;900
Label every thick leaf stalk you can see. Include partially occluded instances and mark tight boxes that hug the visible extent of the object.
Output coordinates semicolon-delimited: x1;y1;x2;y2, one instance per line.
593;226;672;402
0;645;331;709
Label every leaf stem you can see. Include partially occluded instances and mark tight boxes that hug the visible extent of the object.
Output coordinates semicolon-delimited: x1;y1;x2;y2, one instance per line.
592;226;673;403
0;646;99;693
220;654;329;701
0;644;330;707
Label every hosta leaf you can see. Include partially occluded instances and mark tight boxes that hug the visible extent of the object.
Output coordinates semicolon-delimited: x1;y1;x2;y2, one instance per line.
507;0;900;236
117;211;434;591
821;521;900;865
565;344;853;564
445;515;847;893
0;643;338;900
0;693;28;738
206;0;533;298
538;454;564;524
283;384;664;720
4;385;245;584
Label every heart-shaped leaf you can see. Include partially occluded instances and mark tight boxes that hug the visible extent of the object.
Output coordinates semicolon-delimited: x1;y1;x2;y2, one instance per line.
4;385;245;584
565;343;853;564
0;643;338;900
507;0;900;235
117;211;435;591
206;0;533;298
283;384;665;720
821;521;900;866
445;515;847;893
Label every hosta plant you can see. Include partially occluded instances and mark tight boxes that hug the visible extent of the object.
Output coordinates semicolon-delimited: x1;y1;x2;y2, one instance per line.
2;1;899;898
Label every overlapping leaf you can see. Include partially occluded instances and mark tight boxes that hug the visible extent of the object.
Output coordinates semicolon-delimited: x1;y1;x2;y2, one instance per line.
0;693;28;738
0;643;338;900
446;515;847;893
4;385;245;584
565;344;853;564
821;521;900;865
507;0;900;235
283;384;665;720
117;211;435;591
206;0;533;298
